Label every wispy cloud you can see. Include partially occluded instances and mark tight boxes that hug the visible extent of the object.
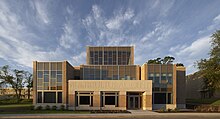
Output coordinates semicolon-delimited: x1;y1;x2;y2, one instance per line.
199;14;220;34
106;8;134;30
59;20;79;49
170;36;211;74
30;1;50;24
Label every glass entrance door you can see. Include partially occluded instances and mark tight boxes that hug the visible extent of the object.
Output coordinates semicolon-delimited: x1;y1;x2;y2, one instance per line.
128;96;140;109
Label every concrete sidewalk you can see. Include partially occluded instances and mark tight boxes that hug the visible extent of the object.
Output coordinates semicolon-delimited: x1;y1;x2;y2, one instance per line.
1;113;220;119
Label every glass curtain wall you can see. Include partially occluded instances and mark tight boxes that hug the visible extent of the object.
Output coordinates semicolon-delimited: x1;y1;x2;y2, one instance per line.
147;64;173;104
37;62;63;103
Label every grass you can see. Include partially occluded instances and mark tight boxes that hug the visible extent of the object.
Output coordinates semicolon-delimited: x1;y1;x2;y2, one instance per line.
0;103;90;114
186;98;220;105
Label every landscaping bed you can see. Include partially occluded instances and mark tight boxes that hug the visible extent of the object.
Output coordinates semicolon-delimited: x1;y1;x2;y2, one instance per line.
90;110;131;113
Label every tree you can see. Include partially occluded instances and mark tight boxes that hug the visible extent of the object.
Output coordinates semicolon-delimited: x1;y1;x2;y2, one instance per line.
0;65;26;101
24;71;32;99
147;58;162;64
13;69;26;100
162;56;175;64
147;56;176;64
197;30;220;94
0;65;13;94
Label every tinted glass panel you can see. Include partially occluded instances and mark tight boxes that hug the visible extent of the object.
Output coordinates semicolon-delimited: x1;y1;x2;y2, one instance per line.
37;92;42;103
154;93;166;104
38;71;43;78
58;92;62;103
57;75;62;82
105;96;115;105
44;92;56;103
80;96;90;105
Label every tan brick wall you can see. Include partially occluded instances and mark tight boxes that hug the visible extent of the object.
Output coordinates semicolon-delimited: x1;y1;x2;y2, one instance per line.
93;91;100;107
68;94;75;107
33;61;37;105
173;65;177;104
145;95;152;107
118;95;126;108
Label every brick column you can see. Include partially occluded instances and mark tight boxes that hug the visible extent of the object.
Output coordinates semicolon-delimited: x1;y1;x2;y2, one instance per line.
93;91;100;109
119;91;126;109
142;91;152;110
68;91;75;107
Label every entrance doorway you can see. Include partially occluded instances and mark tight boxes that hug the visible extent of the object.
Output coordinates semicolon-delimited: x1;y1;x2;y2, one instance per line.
127;92;142;109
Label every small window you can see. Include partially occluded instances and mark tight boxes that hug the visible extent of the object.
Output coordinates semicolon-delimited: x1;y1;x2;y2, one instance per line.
44;83;49;90
57;75;62;82
44;75;49;82
57;71;62;75
37;71;43;78
51;71;56;78
37;63;44;70
37;92;42;103
44;63;49;70
37;79;43;86
79;96;90;105
58;92;62;103
51;62;57;70
57;63;62;70
44;92;56;103
57;83;62;90
105;96;115;105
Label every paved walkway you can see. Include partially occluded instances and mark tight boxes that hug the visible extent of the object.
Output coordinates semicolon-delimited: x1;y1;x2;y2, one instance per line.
128;110;158;115
1;113;220;119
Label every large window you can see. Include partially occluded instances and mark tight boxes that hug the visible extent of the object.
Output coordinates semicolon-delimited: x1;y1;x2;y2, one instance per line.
88;47;132;65
153;93;172;104
82;65;137;80
76;92;93;106
58;92;62;103
101;92;118;107
80;96;90;105
37;92;62;103
37;62;62;91
37;92;42;103
44;92;56;103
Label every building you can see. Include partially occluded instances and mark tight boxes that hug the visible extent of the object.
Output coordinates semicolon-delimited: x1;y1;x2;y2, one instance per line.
33;46;186;110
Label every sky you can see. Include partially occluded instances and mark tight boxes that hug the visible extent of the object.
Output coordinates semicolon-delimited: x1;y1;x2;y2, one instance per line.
0;0;220;75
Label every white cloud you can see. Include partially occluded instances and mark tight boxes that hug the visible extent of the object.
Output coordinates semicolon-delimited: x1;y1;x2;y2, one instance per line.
59;21;79;49
0;1;68;68
140;22;176;43
170;36;211;74
30;1;50;24
199;13;220;34
106;9;134;30
174;36;211;57
72;52;86;65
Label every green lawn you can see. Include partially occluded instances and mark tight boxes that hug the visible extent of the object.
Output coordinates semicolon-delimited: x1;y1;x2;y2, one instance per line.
186;98;220;105
0;104;90;114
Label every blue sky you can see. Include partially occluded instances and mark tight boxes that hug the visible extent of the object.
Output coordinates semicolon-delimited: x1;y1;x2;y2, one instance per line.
0;0;220;74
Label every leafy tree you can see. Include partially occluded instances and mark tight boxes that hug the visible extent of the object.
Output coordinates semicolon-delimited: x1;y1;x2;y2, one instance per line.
147;58;162;64
24;71;33;99
13;69;26;100
0;65;13;94
147;56;176;64
162;56;175;64
197;30;220;94
176;63;184;66
0;65;27;100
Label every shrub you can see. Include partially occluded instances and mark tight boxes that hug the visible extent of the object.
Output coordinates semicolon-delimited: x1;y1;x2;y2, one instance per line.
167;108;172;112
20;99;33;104
36;105;43;110
173;108;179;112
52;105;57;110
45;105;50;110
159;106;166;112
60;105;65;111
30;105;35;110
